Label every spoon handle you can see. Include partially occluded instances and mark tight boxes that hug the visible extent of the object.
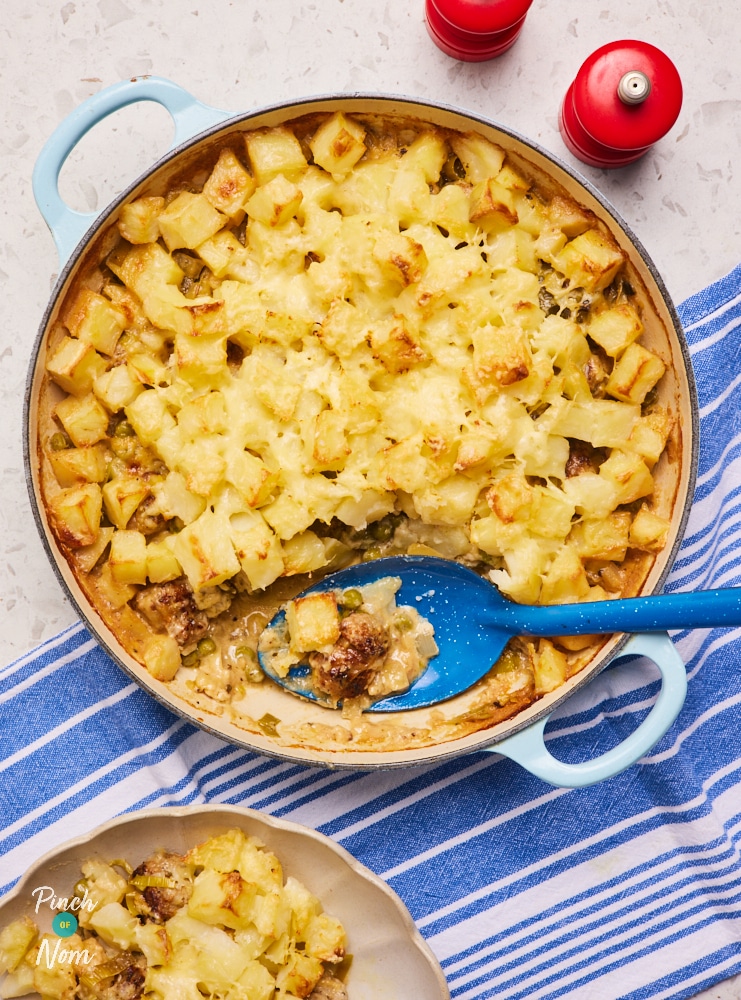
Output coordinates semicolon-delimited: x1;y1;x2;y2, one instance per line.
509;587;741;636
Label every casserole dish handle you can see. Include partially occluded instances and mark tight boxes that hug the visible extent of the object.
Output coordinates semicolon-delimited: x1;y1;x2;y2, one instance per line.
489;632;687;787
32;76;232;263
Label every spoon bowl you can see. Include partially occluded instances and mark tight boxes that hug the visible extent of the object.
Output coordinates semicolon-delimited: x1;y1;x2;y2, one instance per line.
258;555;741;712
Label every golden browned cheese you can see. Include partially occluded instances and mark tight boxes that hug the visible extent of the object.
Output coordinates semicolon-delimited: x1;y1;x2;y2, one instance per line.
37;110;677;740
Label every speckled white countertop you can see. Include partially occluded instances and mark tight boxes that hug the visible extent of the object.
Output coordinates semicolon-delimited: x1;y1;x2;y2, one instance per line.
2;2;741;993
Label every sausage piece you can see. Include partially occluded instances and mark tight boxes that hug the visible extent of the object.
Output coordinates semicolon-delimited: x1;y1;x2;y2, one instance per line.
310;611;389;702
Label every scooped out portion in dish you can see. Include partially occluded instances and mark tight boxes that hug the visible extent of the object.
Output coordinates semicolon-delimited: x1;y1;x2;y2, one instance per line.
259;576;439;708
0;827;349;1000
36;105;679;749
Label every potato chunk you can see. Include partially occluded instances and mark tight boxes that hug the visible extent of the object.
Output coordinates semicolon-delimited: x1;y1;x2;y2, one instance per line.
285;593;341;653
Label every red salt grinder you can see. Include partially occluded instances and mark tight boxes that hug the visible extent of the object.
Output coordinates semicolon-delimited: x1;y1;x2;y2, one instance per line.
559;40;683;168
425;0;534;61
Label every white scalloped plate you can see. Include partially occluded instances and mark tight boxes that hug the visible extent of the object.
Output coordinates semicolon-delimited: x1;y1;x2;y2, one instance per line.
0;805;450;1000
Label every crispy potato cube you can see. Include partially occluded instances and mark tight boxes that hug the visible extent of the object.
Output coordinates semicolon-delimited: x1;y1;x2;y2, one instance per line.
309;111;367;176
178;390;227;437
606;342;666;403
64;288;127;356
588;302;643;357
427;183;477;240
553;228;625;292
174;332;227;385
126;350;169;388
196;230;258;281
245;127;308;185
529;488;576;540
625;410;672;466
46;335;107;396
186;828;248;872
187;867;256;930
473;324;531;386
551;398;640;449
486;473;533;523
368;316;427;374
334;490;395;530
372;230;427;287
1;959;35;997
540;546;590;604
546;194;593;237
469;178;518;227
118;195;165;243
312;409;351;471
449;132;505;183
495;163;530;194
570;512;632;560
49;483;102;548
562;472;621;519
286;592;341;653
227;449;277;506
318;298;366;358
93;364;144;412
145;538;182;583
262;492;315;540
49;442;108;486
177;436;227;497
304;912;346;963
158;191;227;251
629;505;671;551
534;639;568;695
377;436;429;494
413;476;482;527
245;174;303;227
142;633;182;682
489;538;545;603
74;526;114;574
229;510;284;590
281;531;332;576
107;242;185;299
454;432;496;471
102;474;149;529
0;916;37;974
171;509;241;590
55;392;110;447
152;471;207;526
139;285;194;337
202;148;256;219
109;528;147;584
400;132;448;182
32;936;78;998
275;952;325;998
599;450;654;505
125;388;176;445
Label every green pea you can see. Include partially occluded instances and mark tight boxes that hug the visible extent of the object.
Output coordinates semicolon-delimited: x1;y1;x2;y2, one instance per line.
50;432;72;451
181;650;200;668
361;545;383;562
340;588;363;610
114;419;136;438
369;519;393;542
235;645;257;662
394;613;413;633
197;636;217;657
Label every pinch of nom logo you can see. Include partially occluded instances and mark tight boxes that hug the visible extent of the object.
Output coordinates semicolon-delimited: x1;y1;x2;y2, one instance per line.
31;886;96;968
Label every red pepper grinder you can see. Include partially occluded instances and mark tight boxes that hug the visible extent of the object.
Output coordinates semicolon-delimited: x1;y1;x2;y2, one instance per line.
559;40;683;168
425;0;535;62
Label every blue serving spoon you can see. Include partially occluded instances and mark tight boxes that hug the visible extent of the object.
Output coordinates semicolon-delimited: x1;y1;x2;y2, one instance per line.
258;555;741;712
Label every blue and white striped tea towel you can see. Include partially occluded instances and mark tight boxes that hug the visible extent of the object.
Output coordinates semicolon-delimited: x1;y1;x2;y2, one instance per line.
5;265;741;1000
